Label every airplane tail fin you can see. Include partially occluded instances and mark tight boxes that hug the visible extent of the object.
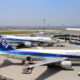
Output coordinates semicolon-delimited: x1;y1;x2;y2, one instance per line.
0;35;14;51
37;29;40;34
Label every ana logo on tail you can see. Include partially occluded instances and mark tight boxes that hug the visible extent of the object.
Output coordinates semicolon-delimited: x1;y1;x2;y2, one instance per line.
0;37;9;48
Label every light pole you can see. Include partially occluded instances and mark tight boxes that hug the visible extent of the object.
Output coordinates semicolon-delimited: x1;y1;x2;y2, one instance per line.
43;19;46;34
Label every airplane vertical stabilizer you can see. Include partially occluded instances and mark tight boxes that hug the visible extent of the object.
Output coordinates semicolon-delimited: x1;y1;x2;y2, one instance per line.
0;35;14;51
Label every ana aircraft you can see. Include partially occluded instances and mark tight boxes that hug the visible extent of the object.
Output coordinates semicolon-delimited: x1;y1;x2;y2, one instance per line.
36;29;44;35
0;35;80;74
2;35;54;47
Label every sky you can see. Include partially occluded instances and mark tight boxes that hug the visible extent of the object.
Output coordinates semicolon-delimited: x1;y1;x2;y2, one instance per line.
0;0;80;26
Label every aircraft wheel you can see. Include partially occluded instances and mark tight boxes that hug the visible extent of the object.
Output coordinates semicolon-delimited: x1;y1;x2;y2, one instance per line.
22;60;25;65
43;43;49;47
22;67;33;74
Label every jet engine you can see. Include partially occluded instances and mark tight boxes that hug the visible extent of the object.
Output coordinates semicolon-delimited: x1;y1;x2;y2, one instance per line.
24;42;32;47
60;61;72;69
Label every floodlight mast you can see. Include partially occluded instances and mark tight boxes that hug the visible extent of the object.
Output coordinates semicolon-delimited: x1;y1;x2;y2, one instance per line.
43;19;46;34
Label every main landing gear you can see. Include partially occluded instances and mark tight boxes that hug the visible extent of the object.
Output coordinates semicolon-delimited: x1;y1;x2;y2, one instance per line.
22;66;33;74
22;57;34;74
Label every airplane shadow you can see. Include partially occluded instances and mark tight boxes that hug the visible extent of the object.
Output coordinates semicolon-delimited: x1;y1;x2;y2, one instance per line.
0;59;22;68
35;66;62;80
72;63;80;66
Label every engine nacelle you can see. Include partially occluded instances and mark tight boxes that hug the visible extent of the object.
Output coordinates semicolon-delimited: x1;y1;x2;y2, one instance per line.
24;42;32;47
60;61;72;69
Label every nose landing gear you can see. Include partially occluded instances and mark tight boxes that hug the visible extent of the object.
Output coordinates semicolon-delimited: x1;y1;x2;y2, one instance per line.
22;66;33;74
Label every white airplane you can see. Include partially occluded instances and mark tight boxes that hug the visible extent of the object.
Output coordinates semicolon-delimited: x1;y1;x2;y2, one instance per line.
0;35;80;74
36;29;44;35
2;35;54;47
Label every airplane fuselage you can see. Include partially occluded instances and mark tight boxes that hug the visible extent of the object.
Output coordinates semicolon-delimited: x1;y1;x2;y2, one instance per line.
3;35;52;43
1;49;80;61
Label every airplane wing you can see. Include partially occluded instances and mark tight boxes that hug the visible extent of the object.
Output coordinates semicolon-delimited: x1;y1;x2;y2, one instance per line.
0;52;8;55
0;52;10;57
26;58;67;68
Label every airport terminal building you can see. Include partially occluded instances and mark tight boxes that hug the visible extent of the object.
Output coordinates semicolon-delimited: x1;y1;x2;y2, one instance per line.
55;28;80;44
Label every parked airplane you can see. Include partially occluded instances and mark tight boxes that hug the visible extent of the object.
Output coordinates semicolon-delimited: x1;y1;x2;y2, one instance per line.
2;35;54;47
0;35;80;74
36;29;44;35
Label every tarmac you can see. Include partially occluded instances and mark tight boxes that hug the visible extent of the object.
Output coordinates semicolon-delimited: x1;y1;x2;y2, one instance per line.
0;42;80;80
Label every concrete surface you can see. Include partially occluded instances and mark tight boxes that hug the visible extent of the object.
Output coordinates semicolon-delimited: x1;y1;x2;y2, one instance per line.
0;43;80;80
21;42;80;50
0;56;80;80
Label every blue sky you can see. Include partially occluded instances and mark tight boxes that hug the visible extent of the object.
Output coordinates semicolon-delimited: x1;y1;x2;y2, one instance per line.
0;0;80;26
